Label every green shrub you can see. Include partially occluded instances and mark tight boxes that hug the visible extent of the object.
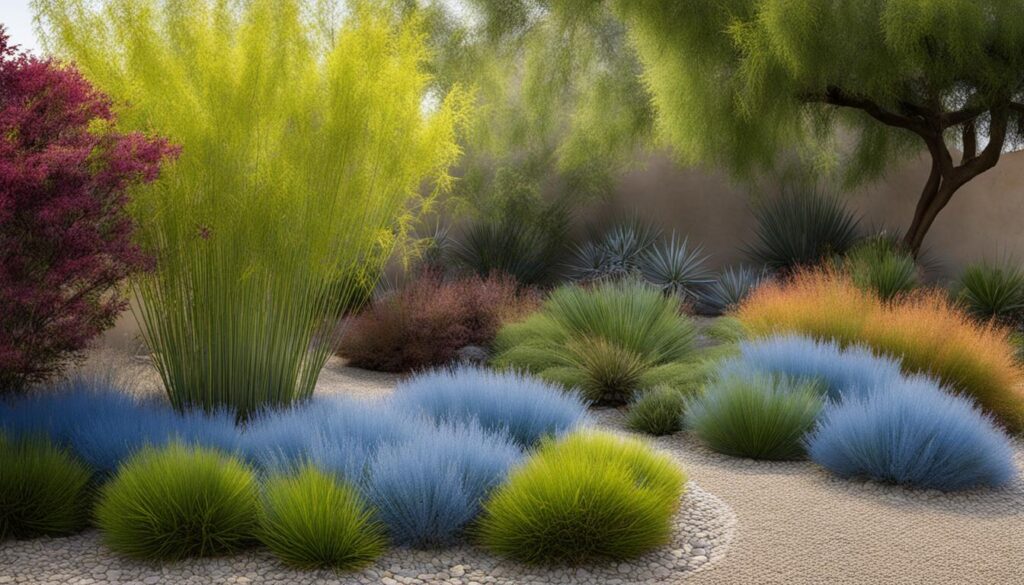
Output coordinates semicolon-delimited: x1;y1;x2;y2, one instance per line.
686;372;824;460
0;434;92;540
95;443;259;560
626;386;687;436
956;260;1024;325
493;281;701;404
844;239;918;301
259;466;386;570
477;431;685;564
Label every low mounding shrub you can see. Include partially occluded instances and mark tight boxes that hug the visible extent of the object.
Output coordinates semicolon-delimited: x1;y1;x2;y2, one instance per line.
807;378;1017;491
259;466;386;570
686;372;824;460
956;260;1024;325
95;443;259;560
391;366;587;448
340;271;537;373
478;432;685;564
737;270;1024;432
718;335;905;401
746;186;861;272
493;281;701;404
626;386;687;436
365;422;521;548
0;435;92;539
0;376;239;475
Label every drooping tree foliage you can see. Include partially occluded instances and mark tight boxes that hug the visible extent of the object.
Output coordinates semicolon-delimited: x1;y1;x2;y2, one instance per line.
415;0;654;233
473;0;1024;255
35;0;468;415
0;25;174;393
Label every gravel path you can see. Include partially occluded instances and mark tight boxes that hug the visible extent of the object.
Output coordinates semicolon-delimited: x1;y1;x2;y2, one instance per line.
3;356;1023;584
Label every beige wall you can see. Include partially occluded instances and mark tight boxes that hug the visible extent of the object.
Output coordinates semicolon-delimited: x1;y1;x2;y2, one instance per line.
597;150;1024;281
99;150;1024;348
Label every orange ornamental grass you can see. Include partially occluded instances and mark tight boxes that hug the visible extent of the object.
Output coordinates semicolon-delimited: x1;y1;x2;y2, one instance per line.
736;269;1024;433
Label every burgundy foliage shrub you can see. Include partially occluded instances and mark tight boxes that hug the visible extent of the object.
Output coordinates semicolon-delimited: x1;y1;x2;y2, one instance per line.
339;271;539;372
0;26;176;392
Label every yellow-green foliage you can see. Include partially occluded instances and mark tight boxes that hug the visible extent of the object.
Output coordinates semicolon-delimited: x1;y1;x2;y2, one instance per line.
478;431;685;564
36;0;468;415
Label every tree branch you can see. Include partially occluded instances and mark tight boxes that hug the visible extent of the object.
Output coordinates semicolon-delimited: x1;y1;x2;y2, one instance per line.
961;120;977;164
801;86;930;135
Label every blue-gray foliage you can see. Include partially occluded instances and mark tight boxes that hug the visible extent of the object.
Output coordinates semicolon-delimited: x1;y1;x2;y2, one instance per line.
390;366;587;449
0;376;238;475
698;265;766;315
239;396;413;475
718;335;905;400
806;377;1017;491
364;421;522;547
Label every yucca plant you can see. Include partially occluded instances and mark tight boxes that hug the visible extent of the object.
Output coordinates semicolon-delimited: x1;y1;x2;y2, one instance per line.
638;233;713;302
956;260;1024;325
493;281;702;404
747;186;861;272
698;266;766;315
37;0;467;416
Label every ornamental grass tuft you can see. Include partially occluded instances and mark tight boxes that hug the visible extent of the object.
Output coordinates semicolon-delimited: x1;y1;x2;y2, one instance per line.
625;386;688;436
37;0;468;416
477;432;685;564
806;378;1017;491
391;366;587;449
0;434;92;540
686;372;824;460
95;443;259;560
259;466;386;570
737;269;1024;432
493;281;701;404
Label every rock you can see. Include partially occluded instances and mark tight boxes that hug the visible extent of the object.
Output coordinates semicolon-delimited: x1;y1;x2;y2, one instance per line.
455;345;489;364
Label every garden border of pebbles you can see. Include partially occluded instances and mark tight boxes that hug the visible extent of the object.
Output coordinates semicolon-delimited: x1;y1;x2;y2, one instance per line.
0;473;736;585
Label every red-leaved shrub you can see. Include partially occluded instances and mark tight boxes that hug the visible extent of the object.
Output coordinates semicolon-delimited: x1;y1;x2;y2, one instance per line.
339;271;539;372
0;27;176;392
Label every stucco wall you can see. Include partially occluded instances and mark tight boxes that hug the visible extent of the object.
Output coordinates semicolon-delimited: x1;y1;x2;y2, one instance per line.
595;150;1024;281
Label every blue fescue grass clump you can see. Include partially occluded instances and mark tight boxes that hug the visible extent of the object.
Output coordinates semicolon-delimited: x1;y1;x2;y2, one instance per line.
719;334;905;400
364;421;522;548
390;366;588;449
0;376;239;475
806;377;1018;491
239;395;414;476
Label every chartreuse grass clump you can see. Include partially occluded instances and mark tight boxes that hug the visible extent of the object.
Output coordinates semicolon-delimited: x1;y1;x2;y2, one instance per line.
259;465;386;570
493;281;701;404
477;431;685;564
686;372;824;460
95;443;259;560
0;434;92;540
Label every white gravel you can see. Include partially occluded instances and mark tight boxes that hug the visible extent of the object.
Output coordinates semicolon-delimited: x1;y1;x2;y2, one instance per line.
0;357;737;585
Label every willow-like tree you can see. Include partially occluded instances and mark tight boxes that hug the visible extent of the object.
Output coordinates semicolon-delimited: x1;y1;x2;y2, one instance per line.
543;0;1024;254
35;0;467;415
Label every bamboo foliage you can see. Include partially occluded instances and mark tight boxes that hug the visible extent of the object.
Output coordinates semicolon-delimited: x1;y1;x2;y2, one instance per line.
36;0;468;415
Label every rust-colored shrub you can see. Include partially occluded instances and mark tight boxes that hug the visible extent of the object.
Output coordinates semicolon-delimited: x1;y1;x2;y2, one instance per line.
339;272;538;373
736;270;1024;432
